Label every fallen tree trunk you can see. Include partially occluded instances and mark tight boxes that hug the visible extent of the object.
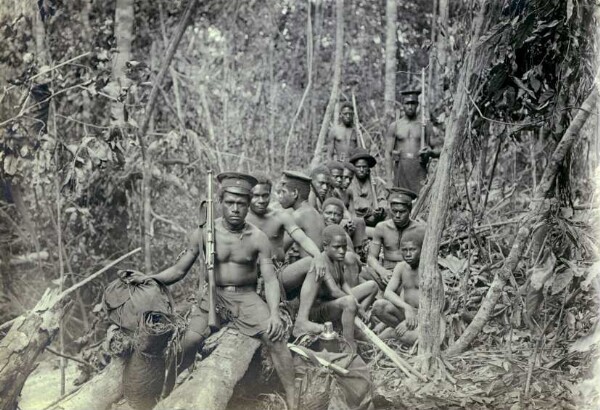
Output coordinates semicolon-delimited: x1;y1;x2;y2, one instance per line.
446;75;599;356
47;328;260;410
48;359;125;410
155;328;261;410
0;288;66;410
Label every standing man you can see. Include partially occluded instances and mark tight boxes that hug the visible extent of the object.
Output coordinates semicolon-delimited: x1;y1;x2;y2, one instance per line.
367;188;425;290
134;172;296;409
348;148;388;227
326;101;358;162
385;90;440;193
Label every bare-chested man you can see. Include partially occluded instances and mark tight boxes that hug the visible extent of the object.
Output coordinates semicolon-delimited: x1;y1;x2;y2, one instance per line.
307;164;332;212
385;90;440;193
372;227;429;345
326;101;358;162
367;188;425;290
247;173;327;295
133;172;295;408
295;225;365;350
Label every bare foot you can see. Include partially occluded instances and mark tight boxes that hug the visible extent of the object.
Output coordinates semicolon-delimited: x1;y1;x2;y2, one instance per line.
293;320;325;337
378;327;396;340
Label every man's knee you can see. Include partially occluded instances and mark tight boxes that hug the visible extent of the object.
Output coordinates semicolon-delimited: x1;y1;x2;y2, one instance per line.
365;280;378;294
340;295;357;312
182;329;205;351
372;299;391;316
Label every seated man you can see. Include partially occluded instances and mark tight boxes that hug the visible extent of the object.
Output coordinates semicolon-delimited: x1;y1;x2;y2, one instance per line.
339;161;356;215
307;164;332;212
321;198;378;308
371;227;443;345
367;187;425;290
131;172;295;408
295;225;367;349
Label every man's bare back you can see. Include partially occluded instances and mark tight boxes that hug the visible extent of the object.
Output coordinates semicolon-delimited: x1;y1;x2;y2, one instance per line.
247;208;291;262
291;204;324;257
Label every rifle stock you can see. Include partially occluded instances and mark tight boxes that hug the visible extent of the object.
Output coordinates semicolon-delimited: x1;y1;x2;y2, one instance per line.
205;170;218;328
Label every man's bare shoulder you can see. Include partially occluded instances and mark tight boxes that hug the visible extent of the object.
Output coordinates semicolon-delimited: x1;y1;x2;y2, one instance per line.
375;219;395;232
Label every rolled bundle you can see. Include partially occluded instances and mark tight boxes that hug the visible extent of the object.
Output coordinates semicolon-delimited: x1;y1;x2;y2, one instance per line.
122;311;175;410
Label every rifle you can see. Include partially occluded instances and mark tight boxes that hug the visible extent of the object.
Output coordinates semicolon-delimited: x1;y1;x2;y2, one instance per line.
205;170;218;328
420;67;429;167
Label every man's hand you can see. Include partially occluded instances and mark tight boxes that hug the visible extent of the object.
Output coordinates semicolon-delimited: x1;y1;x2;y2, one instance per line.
310;253;328;280
395;322;408;338
343;219;356;236
121;270;151;286
373;207;385;218
379;270;392;286
404;306;418;330
266;314;285;342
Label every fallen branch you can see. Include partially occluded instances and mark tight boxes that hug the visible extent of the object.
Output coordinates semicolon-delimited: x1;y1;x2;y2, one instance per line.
0;248;141;333
354;318;426;381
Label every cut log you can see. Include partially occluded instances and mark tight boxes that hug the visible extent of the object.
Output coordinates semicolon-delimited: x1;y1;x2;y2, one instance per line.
0;288;65;410
154;328;261;410
48;359;125;410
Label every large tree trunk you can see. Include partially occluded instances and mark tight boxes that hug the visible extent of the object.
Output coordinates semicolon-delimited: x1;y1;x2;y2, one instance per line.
417;1;501;374
0;289;65;410
384;0;397;123
310;0;344;169
155;329;261;410
433;0;449;103
446;77;599;356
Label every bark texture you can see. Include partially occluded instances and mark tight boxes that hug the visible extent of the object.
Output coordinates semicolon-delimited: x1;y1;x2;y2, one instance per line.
310;0;344;169
0;288;64;410
49;359;125;410
417;1;501;374
110;0;134;126
384;0;397;122
154;329;261;410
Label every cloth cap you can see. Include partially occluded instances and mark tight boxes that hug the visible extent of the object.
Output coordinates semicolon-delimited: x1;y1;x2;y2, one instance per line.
282;170;312;186
388;187;418;205
401;90;421;104
348;148;377;168
216;172;258;195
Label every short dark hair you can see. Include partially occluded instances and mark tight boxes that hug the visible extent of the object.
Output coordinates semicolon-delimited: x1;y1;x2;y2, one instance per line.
342;162;356;174
401;227;425;248
326;161;344;172
253;172;272;191
310;164;331;180
322;224;347;246
322;197;345;213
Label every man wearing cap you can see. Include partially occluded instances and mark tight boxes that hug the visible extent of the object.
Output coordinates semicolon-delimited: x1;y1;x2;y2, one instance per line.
385;90;440;193
326;101;358;162
367;187;425;290
247;172;328;297
136;172;296;408
348;147;388;227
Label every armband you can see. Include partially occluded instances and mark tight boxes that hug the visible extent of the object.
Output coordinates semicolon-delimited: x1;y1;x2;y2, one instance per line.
288;225;301;236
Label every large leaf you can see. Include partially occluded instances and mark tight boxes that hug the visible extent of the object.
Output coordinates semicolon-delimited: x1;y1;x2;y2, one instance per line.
551;268;574;295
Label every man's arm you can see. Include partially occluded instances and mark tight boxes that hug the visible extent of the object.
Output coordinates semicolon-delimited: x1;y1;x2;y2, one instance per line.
367;225;391;280
151;228;202;285
322;269;347;299
326;128;335;160
383;264;412;311
347;190;355;215
384;122;396;181
257;234;286;341
280;211;320;257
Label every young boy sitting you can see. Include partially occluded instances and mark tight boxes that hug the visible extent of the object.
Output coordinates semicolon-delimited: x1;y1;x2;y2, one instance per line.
294;225;375;349
371;227;429;345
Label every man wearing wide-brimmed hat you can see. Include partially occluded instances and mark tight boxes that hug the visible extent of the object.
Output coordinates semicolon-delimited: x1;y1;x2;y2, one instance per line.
348;147;388;227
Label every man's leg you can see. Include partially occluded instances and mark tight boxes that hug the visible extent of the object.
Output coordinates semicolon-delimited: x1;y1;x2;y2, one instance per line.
319;295;358;349
174;308;209;375
293;269;325;336
279;256;312;294
371;299;404;328
350;280;379;311
261;336;296;410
